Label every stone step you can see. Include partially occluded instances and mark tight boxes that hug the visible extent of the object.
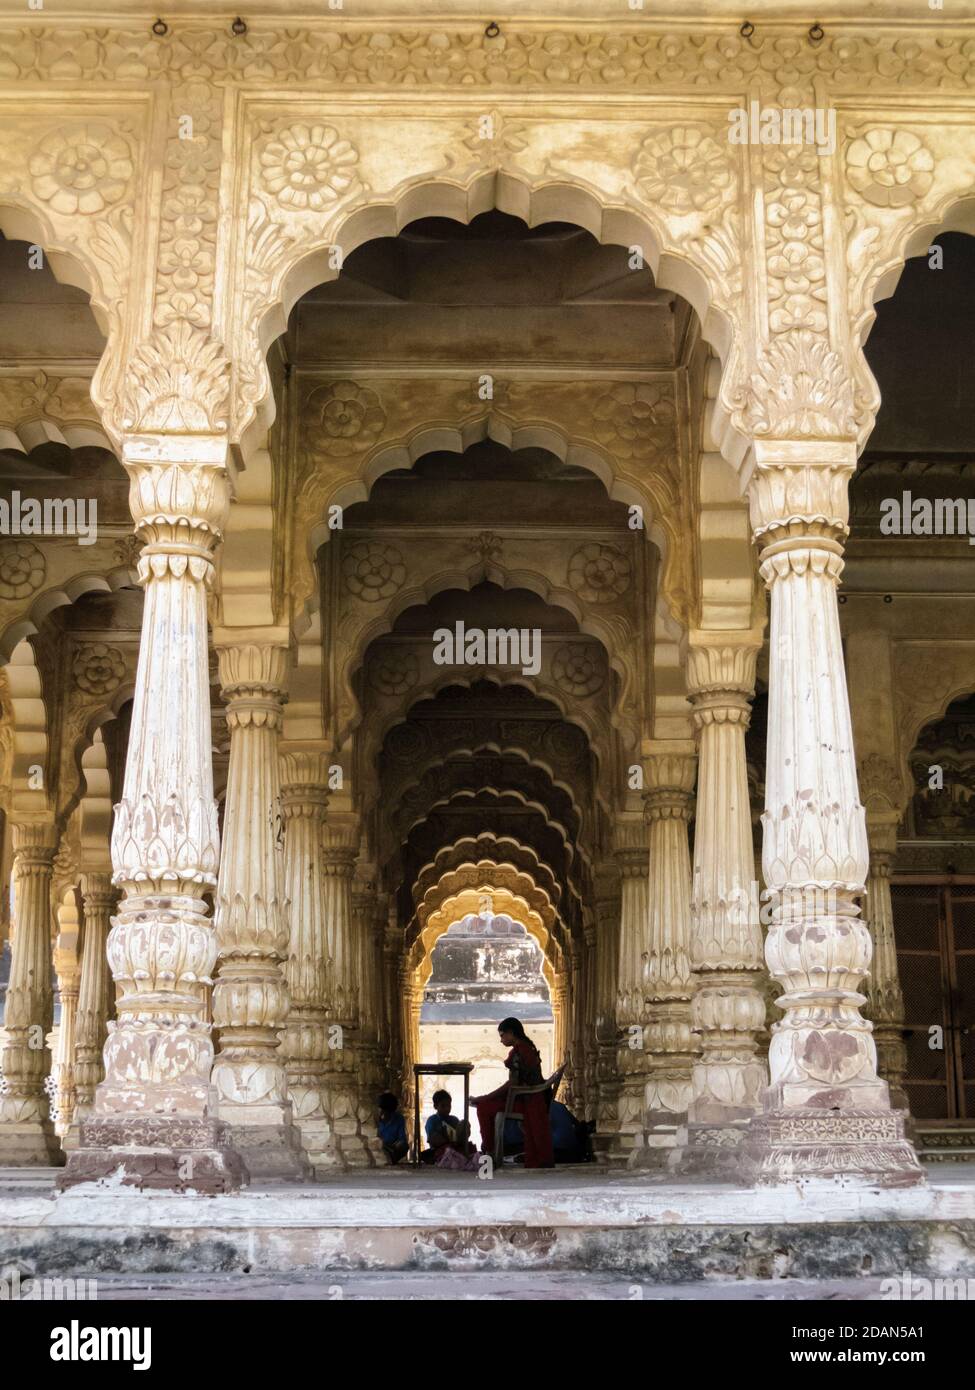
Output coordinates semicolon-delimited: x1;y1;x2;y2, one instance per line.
1;1168;974;1280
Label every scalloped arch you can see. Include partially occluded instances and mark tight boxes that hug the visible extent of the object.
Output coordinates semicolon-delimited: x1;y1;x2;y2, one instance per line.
0;199;123;436
853;195;975;448
0;565;137;665
240;167;738;453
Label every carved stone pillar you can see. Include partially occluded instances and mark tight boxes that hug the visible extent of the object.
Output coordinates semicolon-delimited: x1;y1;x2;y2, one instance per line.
212;640;310;1180
278;751;334;1170
52;934;81;1139
743;443;922;1185
61;438;246;1192
612;816;652;1157
564;939;585;1116
582;921;598;1122
592;863;622;1160
352;875;383;1102
633;746;697;1167
0;823;63;1165
319;803;374;1166
676;635;768;1172
864;816;909;1112
384;921;403;1094
68;874;116;1135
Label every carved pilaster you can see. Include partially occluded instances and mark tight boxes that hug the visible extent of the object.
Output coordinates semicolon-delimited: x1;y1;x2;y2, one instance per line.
632;746;697;1167
212;640;310;1181
743;442;922;1186
676;635;768;1174
863;816;909;1113
61;434;246;1193
0;822;61;1165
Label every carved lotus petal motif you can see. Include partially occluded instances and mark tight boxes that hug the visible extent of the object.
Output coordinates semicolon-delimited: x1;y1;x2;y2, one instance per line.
72;641;125;696
306;379;386;457
552;642;605;697
342;540;406;601
371;651;419;697
633;125;732;215
845;128;934;208
568;543;631;603
591;382;675;460
0;540;45;599
260;122;359;211
28;123;133;216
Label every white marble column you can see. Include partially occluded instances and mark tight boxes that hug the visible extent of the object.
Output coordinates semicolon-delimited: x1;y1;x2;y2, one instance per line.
212;639;310;1180
62;435;245;1192
319;800;375;1166
634;746;697;1166
52;934;81;1138
352;874;384;1101
0;823;64;1165
67;873;116;1136
564;937;585;1116
613;815;652;1157
581;920;598;1122
677;634;768;1172
744;442;922;1184
278;750;335;1169
592;863;622;1160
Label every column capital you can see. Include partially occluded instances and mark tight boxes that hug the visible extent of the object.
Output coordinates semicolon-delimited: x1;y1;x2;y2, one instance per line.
643;744;696;823
80;872;116;914
217;635;290;697
865;813;899;863
279;749;331;818
11;820;58;863
684;629;762;726
746;440;857;561
121;435;232;584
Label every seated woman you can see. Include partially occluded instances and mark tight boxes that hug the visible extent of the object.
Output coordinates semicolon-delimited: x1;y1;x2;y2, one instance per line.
470;1017;554;1169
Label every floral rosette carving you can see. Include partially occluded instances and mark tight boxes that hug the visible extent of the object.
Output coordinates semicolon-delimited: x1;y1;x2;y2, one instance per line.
633;125;732;215
342;541;406;602
305;380;386;457
568;543;631;604
0;540;45;600
72;642;126;696
28;123;133;216
845;128;935;208
259;122;360;211
552;642;606;697
591;383;676;460
370;651;419;697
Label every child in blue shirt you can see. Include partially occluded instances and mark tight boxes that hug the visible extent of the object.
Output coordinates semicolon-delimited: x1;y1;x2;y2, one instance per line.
377;1091;408;1165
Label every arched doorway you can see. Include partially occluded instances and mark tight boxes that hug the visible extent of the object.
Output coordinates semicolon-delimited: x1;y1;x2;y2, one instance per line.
417;908;554;1150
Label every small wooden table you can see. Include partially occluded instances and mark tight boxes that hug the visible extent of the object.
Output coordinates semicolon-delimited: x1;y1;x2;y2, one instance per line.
412;1062;474;1165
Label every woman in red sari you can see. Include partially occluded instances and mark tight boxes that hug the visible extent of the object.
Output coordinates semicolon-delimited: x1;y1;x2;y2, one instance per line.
471;1017;554;1168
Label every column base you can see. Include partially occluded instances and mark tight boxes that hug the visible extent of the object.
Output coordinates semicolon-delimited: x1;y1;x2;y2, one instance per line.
58;1116;248;1193
669;1120;751;1177
627;1122;681;1170
0;1118;64;1167
221;1116;312;1182
744;1108;927;1187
